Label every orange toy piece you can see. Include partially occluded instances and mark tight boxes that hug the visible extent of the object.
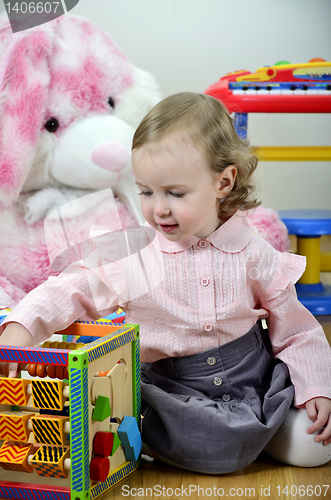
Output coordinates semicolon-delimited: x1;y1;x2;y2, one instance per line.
36;364;47;378
64;319;122;338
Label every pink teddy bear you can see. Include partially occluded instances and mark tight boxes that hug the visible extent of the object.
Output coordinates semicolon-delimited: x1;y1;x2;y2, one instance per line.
0;13;161;307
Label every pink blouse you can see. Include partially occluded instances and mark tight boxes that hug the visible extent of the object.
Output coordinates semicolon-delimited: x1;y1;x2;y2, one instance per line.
1;212;331;407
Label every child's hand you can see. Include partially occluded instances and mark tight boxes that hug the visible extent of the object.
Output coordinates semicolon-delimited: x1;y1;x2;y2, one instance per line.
306;397;331;446
0;323;34;378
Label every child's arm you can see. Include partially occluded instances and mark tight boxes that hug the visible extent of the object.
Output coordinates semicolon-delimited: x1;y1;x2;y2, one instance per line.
0;247;126;376
306;397;331;446
255;248;331;401
0;322;34;377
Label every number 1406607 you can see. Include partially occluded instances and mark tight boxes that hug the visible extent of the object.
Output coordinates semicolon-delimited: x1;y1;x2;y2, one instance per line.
5;1;60;14
276;484;330;497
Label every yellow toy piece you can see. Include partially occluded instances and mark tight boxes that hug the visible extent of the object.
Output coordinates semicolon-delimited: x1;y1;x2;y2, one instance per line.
0;378;30;406
0;441;34;473
30;445;70;478
30;379;69;411
31;415;70;446
0;411;34;441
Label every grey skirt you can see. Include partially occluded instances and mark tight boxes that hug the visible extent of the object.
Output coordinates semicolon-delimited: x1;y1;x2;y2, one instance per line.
141;321;294;474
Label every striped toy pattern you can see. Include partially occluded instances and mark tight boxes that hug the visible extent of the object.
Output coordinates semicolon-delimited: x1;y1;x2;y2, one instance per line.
31;380;65;410
0;441;33;473
0;346;68;366
0;412;32;441
31;445;69;478
0;379;29;406
31;416;68;446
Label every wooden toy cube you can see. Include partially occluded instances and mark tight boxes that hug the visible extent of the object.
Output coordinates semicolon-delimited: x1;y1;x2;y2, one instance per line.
0;322;140;500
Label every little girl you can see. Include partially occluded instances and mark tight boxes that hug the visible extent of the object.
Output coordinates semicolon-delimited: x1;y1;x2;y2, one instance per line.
1;93;331;473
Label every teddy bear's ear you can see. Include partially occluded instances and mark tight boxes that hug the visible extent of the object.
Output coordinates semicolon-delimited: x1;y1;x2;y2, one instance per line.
115;66;161;129
0;22;53;207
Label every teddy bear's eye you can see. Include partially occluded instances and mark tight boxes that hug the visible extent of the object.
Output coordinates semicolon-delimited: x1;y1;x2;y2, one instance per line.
108;97;115;109
45;118;59;133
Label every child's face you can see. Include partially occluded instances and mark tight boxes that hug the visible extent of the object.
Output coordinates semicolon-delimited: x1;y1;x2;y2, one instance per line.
132;134;236;241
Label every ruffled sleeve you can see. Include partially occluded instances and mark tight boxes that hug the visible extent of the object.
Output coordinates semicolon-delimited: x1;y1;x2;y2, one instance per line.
259;250;331;407
264;252;306;300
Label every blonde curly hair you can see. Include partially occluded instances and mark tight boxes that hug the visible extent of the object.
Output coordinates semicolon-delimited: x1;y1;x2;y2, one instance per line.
132;92;260;216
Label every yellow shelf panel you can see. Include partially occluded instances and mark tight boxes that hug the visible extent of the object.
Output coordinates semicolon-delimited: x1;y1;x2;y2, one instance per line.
254;146;331;162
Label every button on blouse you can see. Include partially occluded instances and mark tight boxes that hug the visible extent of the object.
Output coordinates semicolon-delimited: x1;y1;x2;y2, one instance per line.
198;240;208;248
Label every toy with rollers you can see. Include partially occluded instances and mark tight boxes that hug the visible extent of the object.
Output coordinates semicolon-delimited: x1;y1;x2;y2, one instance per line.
0;319;141;500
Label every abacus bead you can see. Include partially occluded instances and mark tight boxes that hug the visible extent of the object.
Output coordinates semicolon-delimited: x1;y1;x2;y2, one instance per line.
36;364;47;378
28;364;37;377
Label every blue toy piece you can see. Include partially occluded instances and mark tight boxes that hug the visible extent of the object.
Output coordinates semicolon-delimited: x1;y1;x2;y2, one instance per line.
279;210;331;236
118;416;142;462
124;433;142;462
279;209;331;315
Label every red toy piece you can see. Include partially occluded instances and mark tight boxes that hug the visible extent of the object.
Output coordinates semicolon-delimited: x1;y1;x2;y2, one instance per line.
90;456;110;483
93;431;114;457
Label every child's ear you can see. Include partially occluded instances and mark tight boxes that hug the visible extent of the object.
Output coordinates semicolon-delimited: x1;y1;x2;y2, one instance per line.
215;166;237;198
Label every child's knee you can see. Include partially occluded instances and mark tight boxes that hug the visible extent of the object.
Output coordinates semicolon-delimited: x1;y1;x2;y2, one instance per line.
264;407;331;467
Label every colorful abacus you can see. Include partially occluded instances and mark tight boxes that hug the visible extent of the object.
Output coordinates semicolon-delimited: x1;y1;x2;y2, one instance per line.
0;321;141;500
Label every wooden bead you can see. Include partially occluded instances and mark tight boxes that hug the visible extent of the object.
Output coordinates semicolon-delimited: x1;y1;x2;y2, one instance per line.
47;365;57;378
90;456;110;482
57;341;69;350
28;364;37;377
55;365;65;379
93;431;114;457
36;364;47;378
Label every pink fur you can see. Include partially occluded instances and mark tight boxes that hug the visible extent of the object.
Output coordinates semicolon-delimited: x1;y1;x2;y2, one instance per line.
0;276;26;308
0;201;135;301
51;59;108;113
0;30;51;201
247;206;290;253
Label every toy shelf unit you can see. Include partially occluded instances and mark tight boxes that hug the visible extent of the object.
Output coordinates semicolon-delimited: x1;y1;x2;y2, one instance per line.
278;210;331;315
0;320;141;500
205;59;331;315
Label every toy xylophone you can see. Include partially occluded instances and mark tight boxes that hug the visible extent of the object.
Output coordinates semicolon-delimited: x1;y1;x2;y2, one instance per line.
205;59;331;113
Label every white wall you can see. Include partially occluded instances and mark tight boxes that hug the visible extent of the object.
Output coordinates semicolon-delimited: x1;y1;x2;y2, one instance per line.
1;0;331;210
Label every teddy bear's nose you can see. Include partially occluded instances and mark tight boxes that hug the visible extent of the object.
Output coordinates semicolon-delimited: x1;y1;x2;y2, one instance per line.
91;141;129;172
